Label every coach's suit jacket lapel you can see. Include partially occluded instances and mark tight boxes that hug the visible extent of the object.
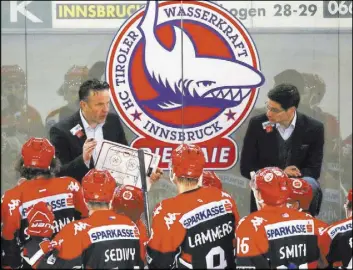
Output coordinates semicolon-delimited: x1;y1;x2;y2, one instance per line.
102;116;117;142
71;111;97;168
264;124;280;164
289;112;305;165
71;111;87;149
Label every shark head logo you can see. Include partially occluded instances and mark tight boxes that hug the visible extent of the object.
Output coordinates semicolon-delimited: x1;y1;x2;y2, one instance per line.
107;0;265;169
137;1;264;111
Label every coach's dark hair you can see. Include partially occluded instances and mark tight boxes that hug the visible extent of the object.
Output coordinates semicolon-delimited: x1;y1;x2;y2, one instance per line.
267;83;301;110
14;156;61;180
79;79;110;101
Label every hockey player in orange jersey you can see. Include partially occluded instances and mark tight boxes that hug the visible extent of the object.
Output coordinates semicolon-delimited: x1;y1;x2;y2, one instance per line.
147;143;240;269
1;137;88;269
286;177;328;231
112;185;149;250
286;177;314;213
319;189;352;269
24;169;146;269
111;170;225;251
236;167;325;269
286;177;330;268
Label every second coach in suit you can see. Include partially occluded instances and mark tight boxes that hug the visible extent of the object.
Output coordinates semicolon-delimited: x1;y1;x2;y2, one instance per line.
49;79;128;182
240;83;325;215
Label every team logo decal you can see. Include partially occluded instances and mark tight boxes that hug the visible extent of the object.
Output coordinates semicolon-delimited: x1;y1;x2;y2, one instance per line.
123;190;133;200
292;179;303;189
264;173;274;183
106;1;264;169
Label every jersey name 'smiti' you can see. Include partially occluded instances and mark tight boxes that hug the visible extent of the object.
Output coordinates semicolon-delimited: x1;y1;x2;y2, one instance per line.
1;177;88;268
27;210;145;269
320;217;352;268
147;187;240;269
236;206;327;269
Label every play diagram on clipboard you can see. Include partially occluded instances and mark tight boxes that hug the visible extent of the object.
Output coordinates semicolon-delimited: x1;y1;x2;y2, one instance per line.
95;140;160;191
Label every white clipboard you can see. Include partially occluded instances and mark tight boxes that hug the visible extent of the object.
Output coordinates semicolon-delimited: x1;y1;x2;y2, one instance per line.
95;140;160;191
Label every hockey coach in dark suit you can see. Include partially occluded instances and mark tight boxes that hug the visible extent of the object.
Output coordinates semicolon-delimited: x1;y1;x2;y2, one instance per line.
240;83;324;216
49;79;128;182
